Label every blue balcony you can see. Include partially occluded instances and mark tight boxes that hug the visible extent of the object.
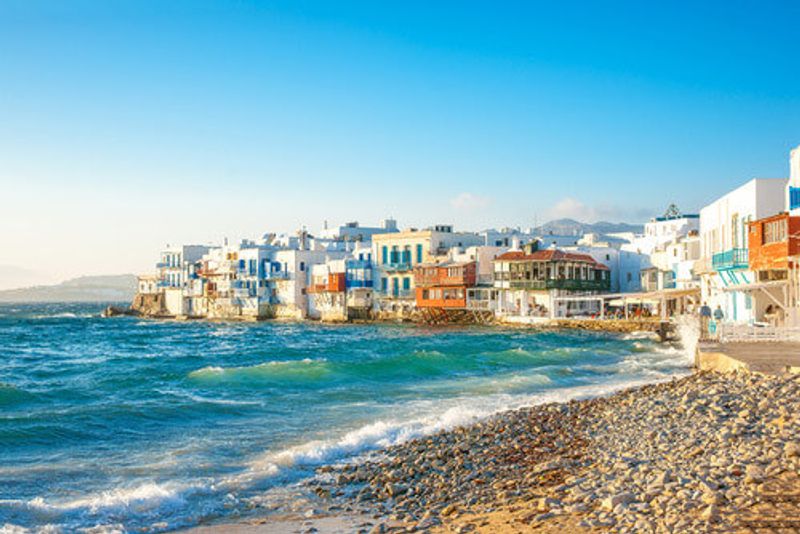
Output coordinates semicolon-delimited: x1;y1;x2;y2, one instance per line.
712;248;748;271
347;279;374;289
346;259;373;270
382;262;412;272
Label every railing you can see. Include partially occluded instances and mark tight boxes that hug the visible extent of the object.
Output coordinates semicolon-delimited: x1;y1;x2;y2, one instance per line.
719;323;800;342
507;279;610;291
415;274;471;287
377;289;415;299
346;280;373;289
346;260;373;270
467;300;494;310
712;248;748;271
381;262;413;272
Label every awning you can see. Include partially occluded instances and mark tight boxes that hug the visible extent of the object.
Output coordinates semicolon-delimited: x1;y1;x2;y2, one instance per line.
720;280;787;293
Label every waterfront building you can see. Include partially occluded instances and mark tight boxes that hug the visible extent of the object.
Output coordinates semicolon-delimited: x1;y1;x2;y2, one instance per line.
493;243;611;318
414;261;477;309
739;145;800;327
344;245;375;320
272;248;348;319
698;178;788;324
745;212;800;326
563;244;645;294
307;259;348;321
137;274;159;295
640;232;701;292
193;242;275;319
157;245;210;290
371;225;483;316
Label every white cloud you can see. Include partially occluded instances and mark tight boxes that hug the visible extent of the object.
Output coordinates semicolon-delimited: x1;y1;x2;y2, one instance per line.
547;197;592;220
546;197;654;223
450;192;490;211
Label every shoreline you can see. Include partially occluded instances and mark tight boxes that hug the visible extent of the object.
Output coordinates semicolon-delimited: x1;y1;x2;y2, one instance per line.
114;305;675;338
181;369;800;534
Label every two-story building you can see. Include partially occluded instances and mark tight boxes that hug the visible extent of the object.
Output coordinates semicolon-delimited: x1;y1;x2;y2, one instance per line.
414;261;477;309
698;178;788;324
371;225;483;316
493;244;611;318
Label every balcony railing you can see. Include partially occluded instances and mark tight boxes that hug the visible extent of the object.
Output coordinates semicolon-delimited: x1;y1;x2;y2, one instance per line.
382;262;413;272
712;248;748;271
506;278;610;291
377;289;415;299
346;260;373;270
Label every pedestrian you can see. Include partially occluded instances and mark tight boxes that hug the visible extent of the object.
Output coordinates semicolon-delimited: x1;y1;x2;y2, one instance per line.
699;302;711;339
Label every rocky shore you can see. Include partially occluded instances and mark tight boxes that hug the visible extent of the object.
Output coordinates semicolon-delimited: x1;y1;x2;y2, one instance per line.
299;371;800;533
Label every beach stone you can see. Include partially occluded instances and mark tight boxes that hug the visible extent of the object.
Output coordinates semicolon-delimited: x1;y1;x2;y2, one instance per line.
785;442;800;458
701;504;719;522
537;497;560;512
744;465;764;484
602;492;635;511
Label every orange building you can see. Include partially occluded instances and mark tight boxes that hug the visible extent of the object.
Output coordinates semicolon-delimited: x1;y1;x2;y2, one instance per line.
307;272;346;294
747;212;800;274
414;261;477;309
746;212;800;325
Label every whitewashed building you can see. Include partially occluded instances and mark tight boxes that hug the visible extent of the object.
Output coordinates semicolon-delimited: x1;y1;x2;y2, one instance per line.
698;178;788;324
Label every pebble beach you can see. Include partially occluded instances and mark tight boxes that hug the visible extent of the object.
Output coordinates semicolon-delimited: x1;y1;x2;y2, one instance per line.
211;369;800;534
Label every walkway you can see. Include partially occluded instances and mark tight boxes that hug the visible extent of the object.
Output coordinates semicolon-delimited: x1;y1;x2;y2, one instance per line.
696;341;800;374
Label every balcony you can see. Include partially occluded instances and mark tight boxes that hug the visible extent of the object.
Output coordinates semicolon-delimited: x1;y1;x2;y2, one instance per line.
507;278;610;291
712;248;748;271
382;262;413;272
346;259;373;270
377;289;415;299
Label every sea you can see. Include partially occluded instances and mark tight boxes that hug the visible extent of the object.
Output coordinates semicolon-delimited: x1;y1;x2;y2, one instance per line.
0;302;695;532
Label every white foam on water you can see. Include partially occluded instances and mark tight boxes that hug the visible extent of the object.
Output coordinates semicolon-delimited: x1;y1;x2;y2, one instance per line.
4;330;697;533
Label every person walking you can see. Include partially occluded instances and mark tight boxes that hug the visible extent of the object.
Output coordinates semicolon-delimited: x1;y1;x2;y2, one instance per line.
699;302;712;340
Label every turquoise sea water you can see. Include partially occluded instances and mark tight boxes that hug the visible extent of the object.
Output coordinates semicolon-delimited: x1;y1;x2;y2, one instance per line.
0;303;692;532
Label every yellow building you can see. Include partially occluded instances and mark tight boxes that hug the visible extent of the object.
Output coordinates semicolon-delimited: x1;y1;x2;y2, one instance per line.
372;225;483;313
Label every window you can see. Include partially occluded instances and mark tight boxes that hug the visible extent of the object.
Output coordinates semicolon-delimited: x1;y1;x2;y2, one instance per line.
299;262;305;272
381;278;388;291
382;246;388;264
416;244;423;263
403;277;411;290
763;219;787;244
791;187;800;210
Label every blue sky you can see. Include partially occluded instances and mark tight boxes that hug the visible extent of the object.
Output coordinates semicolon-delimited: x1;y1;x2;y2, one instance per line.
0;1;798;285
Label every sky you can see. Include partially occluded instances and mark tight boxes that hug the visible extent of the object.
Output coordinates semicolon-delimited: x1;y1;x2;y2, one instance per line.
1;1;799;288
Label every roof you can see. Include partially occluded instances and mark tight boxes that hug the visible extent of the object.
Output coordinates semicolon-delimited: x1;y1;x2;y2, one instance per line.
495;249;610;270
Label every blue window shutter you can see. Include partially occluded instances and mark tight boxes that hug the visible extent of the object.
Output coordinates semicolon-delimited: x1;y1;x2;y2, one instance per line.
382;246;388;264
791;187;800;210
403;277;410;290
416;244;423;263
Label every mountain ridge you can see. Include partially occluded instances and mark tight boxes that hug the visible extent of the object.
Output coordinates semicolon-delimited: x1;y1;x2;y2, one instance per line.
0;274;137;303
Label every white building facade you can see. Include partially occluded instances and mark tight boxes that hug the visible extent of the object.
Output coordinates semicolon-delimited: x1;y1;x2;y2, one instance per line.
699;178;788;324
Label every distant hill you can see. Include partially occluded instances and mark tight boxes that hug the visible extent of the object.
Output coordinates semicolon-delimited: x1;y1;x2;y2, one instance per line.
0;275;137;303
534;218;644;236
